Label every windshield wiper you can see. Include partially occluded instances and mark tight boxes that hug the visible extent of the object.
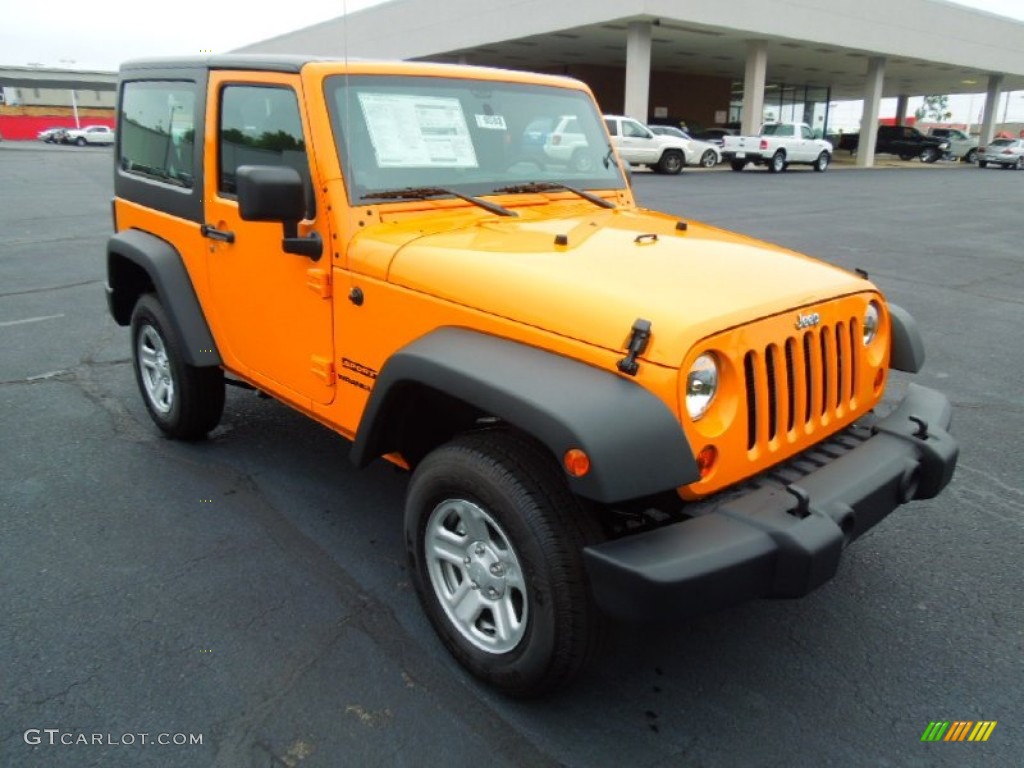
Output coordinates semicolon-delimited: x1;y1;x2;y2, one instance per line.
490;181;615;209
360;186;516;217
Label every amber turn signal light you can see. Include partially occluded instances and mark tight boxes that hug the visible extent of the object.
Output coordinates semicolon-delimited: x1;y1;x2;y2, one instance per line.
563;448;591;477
696;445;718;478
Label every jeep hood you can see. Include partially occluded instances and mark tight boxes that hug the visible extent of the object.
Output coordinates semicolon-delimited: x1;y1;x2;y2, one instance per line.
352;206;871;367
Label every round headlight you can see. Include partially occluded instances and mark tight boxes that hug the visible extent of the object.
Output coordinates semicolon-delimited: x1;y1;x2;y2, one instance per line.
685;353;719;421
863;302;881;346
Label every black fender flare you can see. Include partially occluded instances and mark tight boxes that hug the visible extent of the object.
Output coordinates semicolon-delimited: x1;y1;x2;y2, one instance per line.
106;229;221;367
351;328;699;504
887;303;925;373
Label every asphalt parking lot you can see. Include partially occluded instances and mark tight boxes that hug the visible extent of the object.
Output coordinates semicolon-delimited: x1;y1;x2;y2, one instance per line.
2;142;1022;767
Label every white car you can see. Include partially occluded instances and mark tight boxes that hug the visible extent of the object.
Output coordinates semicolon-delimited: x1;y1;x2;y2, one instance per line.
540;115;591;171
648;125;722;167
603;115;693;174
64;125;115;147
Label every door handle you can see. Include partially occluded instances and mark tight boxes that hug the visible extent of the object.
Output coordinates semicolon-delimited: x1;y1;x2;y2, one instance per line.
201;224;235;244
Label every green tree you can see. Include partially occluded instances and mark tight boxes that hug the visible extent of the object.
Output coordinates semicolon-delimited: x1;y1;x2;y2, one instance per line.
915;95;952;123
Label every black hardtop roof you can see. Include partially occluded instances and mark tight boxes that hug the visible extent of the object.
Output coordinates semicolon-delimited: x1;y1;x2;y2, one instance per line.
119;54;347;74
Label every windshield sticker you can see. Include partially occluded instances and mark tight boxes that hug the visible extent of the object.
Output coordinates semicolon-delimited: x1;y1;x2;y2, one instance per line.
358;93;478;168
475;114;507;131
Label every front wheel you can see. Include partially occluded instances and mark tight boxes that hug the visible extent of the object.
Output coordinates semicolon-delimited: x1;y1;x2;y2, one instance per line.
1016;157;1024;171
405;431;604;697
75;137;87;147
699;149;717;168
656;149;684;174
131;294;224;440
768;151;786;173
813;151;831;172
920;147;940;163
964;148;978;164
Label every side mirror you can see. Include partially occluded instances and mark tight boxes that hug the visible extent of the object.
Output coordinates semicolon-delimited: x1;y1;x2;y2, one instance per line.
236;165;322;261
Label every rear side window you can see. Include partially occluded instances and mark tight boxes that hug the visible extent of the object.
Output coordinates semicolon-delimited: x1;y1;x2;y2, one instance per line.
218;85;310;202
119;81;197;188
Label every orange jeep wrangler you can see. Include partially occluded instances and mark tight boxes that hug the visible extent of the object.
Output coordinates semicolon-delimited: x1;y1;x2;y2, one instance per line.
107;55;958;696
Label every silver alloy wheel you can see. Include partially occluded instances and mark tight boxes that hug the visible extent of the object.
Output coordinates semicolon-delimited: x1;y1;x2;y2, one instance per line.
424;498;528;654
700;149;716;168
137;325;175;415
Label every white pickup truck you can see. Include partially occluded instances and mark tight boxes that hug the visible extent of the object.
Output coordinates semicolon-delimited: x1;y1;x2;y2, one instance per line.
721;123;832;173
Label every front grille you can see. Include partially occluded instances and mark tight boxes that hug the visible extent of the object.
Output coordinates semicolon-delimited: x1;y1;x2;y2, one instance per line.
743;319;861;453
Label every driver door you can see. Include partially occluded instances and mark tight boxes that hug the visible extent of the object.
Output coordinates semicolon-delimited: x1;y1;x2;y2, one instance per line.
202;72;335;407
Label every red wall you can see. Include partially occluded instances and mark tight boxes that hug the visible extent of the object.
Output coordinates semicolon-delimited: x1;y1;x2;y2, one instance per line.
0;115;115;140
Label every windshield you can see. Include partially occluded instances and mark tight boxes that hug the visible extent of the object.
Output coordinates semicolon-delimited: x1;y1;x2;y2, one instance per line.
325;75;624;203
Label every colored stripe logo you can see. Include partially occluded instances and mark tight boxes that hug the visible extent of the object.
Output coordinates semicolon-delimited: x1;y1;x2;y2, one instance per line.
921;721;997;742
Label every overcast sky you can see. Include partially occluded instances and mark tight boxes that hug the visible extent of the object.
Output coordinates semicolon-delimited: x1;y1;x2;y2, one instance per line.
2;0;1022;122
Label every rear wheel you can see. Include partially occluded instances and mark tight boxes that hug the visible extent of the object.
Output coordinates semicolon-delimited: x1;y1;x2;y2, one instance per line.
730;160;746;172
569;148;594;173
656;149;684;175
405;430;605;697
978;160;988;168
768;151;786;173
813;151;831;172
131;294;224;440
699;149;717;168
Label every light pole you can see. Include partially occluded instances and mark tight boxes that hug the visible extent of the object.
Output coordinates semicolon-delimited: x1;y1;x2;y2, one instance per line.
59;60;80;129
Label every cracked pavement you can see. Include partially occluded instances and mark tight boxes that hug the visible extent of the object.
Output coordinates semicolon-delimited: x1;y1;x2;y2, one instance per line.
1;143;1022;767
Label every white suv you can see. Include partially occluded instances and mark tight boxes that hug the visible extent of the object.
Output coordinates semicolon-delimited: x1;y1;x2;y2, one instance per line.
603;115;694;174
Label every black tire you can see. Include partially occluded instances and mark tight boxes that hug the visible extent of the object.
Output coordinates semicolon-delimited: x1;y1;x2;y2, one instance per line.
1016;157;1024;171
964;148;978;164
569;148;594;173
813;151;831;172
978;160;987;168
75;137;87;147
656;149;684;175
130;294;224;440
405;430;605;697
768;151;786;173
920;147;940;163
899;152;915;161
699;149;717;168
730;160;746;172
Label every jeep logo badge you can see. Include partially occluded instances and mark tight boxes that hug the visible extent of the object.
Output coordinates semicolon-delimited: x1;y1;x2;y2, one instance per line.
795;312;821;330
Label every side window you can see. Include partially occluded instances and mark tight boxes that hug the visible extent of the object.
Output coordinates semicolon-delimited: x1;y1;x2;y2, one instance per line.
623;120;649;139
604;118;618;137
801;125;812;139
119;81;196;188
218;85;312;215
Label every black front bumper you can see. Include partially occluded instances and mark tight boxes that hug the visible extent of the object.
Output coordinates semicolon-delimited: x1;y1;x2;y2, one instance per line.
583;383;958;622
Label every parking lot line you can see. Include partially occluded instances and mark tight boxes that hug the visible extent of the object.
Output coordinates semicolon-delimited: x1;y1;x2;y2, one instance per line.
0;313;65;328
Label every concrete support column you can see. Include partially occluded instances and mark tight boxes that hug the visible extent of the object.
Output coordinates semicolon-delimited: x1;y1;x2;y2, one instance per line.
979;74;1003;145
624;21;652;122
740;40;768;136
857;56;886;168
894;94;909;126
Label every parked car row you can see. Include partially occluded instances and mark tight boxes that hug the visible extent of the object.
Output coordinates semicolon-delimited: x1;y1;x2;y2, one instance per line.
37;125;115;146
603;115;721;174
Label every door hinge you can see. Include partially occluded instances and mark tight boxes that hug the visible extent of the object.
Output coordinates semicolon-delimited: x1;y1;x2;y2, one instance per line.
311;356;336;384
306;268;331;299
